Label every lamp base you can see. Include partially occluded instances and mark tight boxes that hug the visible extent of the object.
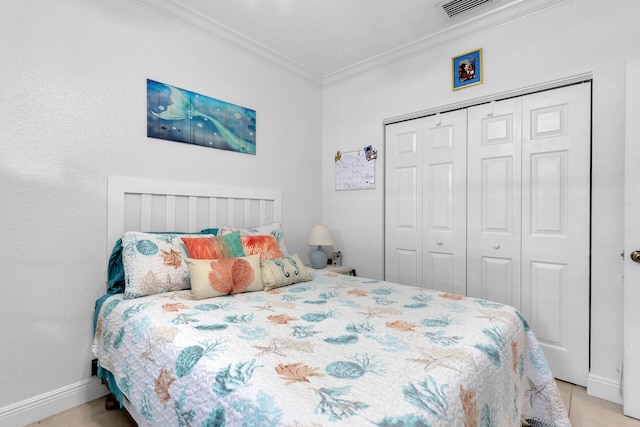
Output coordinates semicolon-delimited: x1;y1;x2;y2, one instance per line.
310;246;328;268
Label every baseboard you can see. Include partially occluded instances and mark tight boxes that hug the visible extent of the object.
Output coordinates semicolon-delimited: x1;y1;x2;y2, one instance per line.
0;377;109;427
587;372;623;404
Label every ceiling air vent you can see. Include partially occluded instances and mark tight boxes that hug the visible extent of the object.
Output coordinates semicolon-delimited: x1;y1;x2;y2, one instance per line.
441;0;493;19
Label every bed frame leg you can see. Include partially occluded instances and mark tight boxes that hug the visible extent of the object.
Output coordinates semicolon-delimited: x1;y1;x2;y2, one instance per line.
105;393;119;410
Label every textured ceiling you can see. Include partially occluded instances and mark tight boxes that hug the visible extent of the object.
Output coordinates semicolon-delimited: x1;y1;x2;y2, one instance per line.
136;0;565;82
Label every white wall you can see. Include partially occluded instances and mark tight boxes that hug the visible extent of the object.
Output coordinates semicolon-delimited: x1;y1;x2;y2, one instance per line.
322;0;639;403
0;0;321;423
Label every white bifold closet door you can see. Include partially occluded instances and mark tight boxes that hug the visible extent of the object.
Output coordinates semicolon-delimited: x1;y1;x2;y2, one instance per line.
385;119;423;287
385;109;467;295
385;82;591;386
466;97;523;308
467;84;591;386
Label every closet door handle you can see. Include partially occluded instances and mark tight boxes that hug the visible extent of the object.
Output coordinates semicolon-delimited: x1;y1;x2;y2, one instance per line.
437;240;443;246
493;243;500;249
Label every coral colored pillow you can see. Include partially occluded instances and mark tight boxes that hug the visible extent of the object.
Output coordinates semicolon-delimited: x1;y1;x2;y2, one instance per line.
241;235;282;260
181;233;245;260
218;221;290;256
186;254;263;300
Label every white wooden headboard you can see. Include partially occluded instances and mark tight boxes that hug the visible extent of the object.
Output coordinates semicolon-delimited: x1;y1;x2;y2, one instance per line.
107;176;282;253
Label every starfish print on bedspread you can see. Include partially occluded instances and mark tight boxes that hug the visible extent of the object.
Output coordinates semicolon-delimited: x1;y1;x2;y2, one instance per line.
253;338;314;356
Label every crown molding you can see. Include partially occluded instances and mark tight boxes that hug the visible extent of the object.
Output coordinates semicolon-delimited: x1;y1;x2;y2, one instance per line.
131;0;568;89
323;0;569;87
130;0;324;88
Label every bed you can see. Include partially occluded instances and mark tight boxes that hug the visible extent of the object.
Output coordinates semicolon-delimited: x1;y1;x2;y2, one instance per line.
93;177;570;426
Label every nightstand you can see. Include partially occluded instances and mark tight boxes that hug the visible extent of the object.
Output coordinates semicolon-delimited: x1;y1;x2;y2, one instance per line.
322;264;356;276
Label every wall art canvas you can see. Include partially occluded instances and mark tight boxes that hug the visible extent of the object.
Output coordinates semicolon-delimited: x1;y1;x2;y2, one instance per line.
147;79;256;155
452;48;482;90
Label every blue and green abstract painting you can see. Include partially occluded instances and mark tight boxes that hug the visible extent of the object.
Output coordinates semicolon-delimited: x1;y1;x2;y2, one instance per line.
147;79;256;154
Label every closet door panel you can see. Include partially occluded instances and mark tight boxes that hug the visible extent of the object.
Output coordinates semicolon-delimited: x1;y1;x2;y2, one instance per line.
395;248;420;286
530;261;566;346
467;99;522;308
480;256;515;304
481;156;513;232
521;83;591;386
395;167;418;228
426;252;454;290
385;121;423;285
530;151;566;237
428;163;453;229
422;110;467;294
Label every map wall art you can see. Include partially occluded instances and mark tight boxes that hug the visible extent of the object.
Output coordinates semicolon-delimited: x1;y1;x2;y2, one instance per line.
147;79;256;155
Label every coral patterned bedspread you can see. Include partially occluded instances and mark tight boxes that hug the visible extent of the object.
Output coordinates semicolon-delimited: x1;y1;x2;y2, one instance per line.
93;269;569;426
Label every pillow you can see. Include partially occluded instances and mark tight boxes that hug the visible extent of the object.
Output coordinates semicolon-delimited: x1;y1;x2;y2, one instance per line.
241;235;282;260
260;254;312;290
181;233;245;260
186;254;263;299
107;238;126;294
107;229;217;294
200;228;218;235
121;231;204;299
218;221;290;256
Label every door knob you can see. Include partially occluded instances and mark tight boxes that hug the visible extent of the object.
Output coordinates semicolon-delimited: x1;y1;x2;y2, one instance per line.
632;251;640;263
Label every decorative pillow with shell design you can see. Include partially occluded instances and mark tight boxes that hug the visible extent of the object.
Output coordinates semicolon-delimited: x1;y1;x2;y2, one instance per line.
121;231;203;299
186;254;263;300
260;254;312;290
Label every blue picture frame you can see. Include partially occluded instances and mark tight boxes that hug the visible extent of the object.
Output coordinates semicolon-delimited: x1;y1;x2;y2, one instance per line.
452;49;482;90
147;79;256;155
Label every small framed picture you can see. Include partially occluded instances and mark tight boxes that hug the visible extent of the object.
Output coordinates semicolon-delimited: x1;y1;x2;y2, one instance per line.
452;48;482;90
364;145;377;161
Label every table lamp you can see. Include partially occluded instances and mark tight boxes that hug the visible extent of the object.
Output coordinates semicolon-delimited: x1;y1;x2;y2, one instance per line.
307;224;333;268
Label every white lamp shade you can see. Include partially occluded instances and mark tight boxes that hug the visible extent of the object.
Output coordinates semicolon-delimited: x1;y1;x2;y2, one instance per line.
307;224;333;246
